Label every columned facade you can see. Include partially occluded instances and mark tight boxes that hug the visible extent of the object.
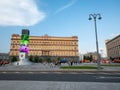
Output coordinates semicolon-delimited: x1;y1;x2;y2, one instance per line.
106;34;120;59
10;34;79;61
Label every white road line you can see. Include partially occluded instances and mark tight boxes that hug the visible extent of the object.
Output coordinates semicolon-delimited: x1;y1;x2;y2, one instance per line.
15;72;20;73
28;72;33;74
100;76;120;79
40;72;49;74
95;76;120;79
2;72;7;74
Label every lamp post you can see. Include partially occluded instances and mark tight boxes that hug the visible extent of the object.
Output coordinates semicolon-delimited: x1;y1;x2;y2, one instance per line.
88;13;102;70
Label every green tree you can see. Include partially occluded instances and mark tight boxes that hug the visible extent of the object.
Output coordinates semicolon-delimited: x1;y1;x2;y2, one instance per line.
83;55;93;62
39;58;43;63
89;55;93;62
46;57;51;63
11;56;17;62
29;55;33;62
86;56;89;60
34;55;39;63
83;56;87;60
57;57;61;62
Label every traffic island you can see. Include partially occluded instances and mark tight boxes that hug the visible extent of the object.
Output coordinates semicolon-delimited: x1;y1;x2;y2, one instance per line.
60;66;103;69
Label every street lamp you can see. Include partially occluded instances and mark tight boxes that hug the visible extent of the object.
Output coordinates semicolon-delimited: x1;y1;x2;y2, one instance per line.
88;13;102;70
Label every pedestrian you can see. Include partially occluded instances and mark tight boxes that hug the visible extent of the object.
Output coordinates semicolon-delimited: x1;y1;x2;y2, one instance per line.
50;63;54;68
71;61;73;66
17;62;19;65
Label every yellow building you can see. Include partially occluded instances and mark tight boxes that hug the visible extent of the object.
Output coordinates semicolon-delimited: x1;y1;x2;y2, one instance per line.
10;34;79;61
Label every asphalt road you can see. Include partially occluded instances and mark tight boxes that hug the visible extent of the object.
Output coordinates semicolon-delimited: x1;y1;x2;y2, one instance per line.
0;72;120;83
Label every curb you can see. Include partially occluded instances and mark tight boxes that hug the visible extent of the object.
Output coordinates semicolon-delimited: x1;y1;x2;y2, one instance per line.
0;69;120;73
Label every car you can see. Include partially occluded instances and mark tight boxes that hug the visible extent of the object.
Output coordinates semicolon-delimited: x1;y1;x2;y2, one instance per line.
113;59;120;63
0;60;9;65
102;59;110;64
82;60;90;63
3;60;9;65
0;60;3;65
60;59;68;63
92;60;98;63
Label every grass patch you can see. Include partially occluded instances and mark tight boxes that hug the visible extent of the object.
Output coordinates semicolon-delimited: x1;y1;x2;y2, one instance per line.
101;64;120;67
60;66;98;69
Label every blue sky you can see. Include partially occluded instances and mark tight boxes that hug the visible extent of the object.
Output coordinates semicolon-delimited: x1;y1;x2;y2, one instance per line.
0;0;120;56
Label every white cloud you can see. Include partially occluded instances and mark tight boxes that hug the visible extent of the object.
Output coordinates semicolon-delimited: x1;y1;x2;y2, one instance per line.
55;0;78;14
109;33;119;39
0;0;45;26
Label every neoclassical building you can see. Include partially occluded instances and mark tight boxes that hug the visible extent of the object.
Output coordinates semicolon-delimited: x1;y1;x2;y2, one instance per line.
10;34;79;61
106;34;120;59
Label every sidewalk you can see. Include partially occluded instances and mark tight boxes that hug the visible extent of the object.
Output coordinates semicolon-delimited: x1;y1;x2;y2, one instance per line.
0;81;120;90
0;63;120;73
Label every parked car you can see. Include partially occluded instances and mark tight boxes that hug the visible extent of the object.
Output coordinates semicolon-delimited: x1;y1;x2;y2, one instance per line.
3;60;9;64
92;60;98;63
60;59;68;63
82;60;90;63
113;59;120;63
102;59;110;64
0;60;3;65
0;60;9;65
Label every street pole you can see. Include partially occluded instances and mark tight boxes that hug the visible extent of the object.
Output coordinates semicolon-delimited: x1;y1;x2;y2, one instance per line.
89;14;102;70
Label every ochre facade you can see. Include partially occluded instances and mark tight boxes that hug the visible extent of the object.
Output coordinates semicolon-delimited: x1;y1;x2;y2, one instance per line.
10;34;79;60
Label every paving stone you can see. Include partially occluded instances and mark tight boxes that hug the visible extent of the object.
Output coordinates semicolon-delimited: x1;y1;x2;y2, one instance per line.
0;81;120;90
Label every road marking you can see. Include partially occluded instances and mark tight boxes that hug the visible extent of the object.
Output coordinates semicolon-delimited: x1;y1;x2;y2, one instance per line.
40;72;49;74
2;72;7;74
70;72;80;74
53;72;63;74
101;76;120;79
99;76;105;78
15;72;20;73
28;72;33;74
96;76;120;79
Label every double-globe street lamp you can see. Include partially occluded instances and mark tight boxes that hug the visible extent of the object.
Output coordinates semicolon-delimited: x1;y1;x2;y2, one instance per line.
88;13;102;70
